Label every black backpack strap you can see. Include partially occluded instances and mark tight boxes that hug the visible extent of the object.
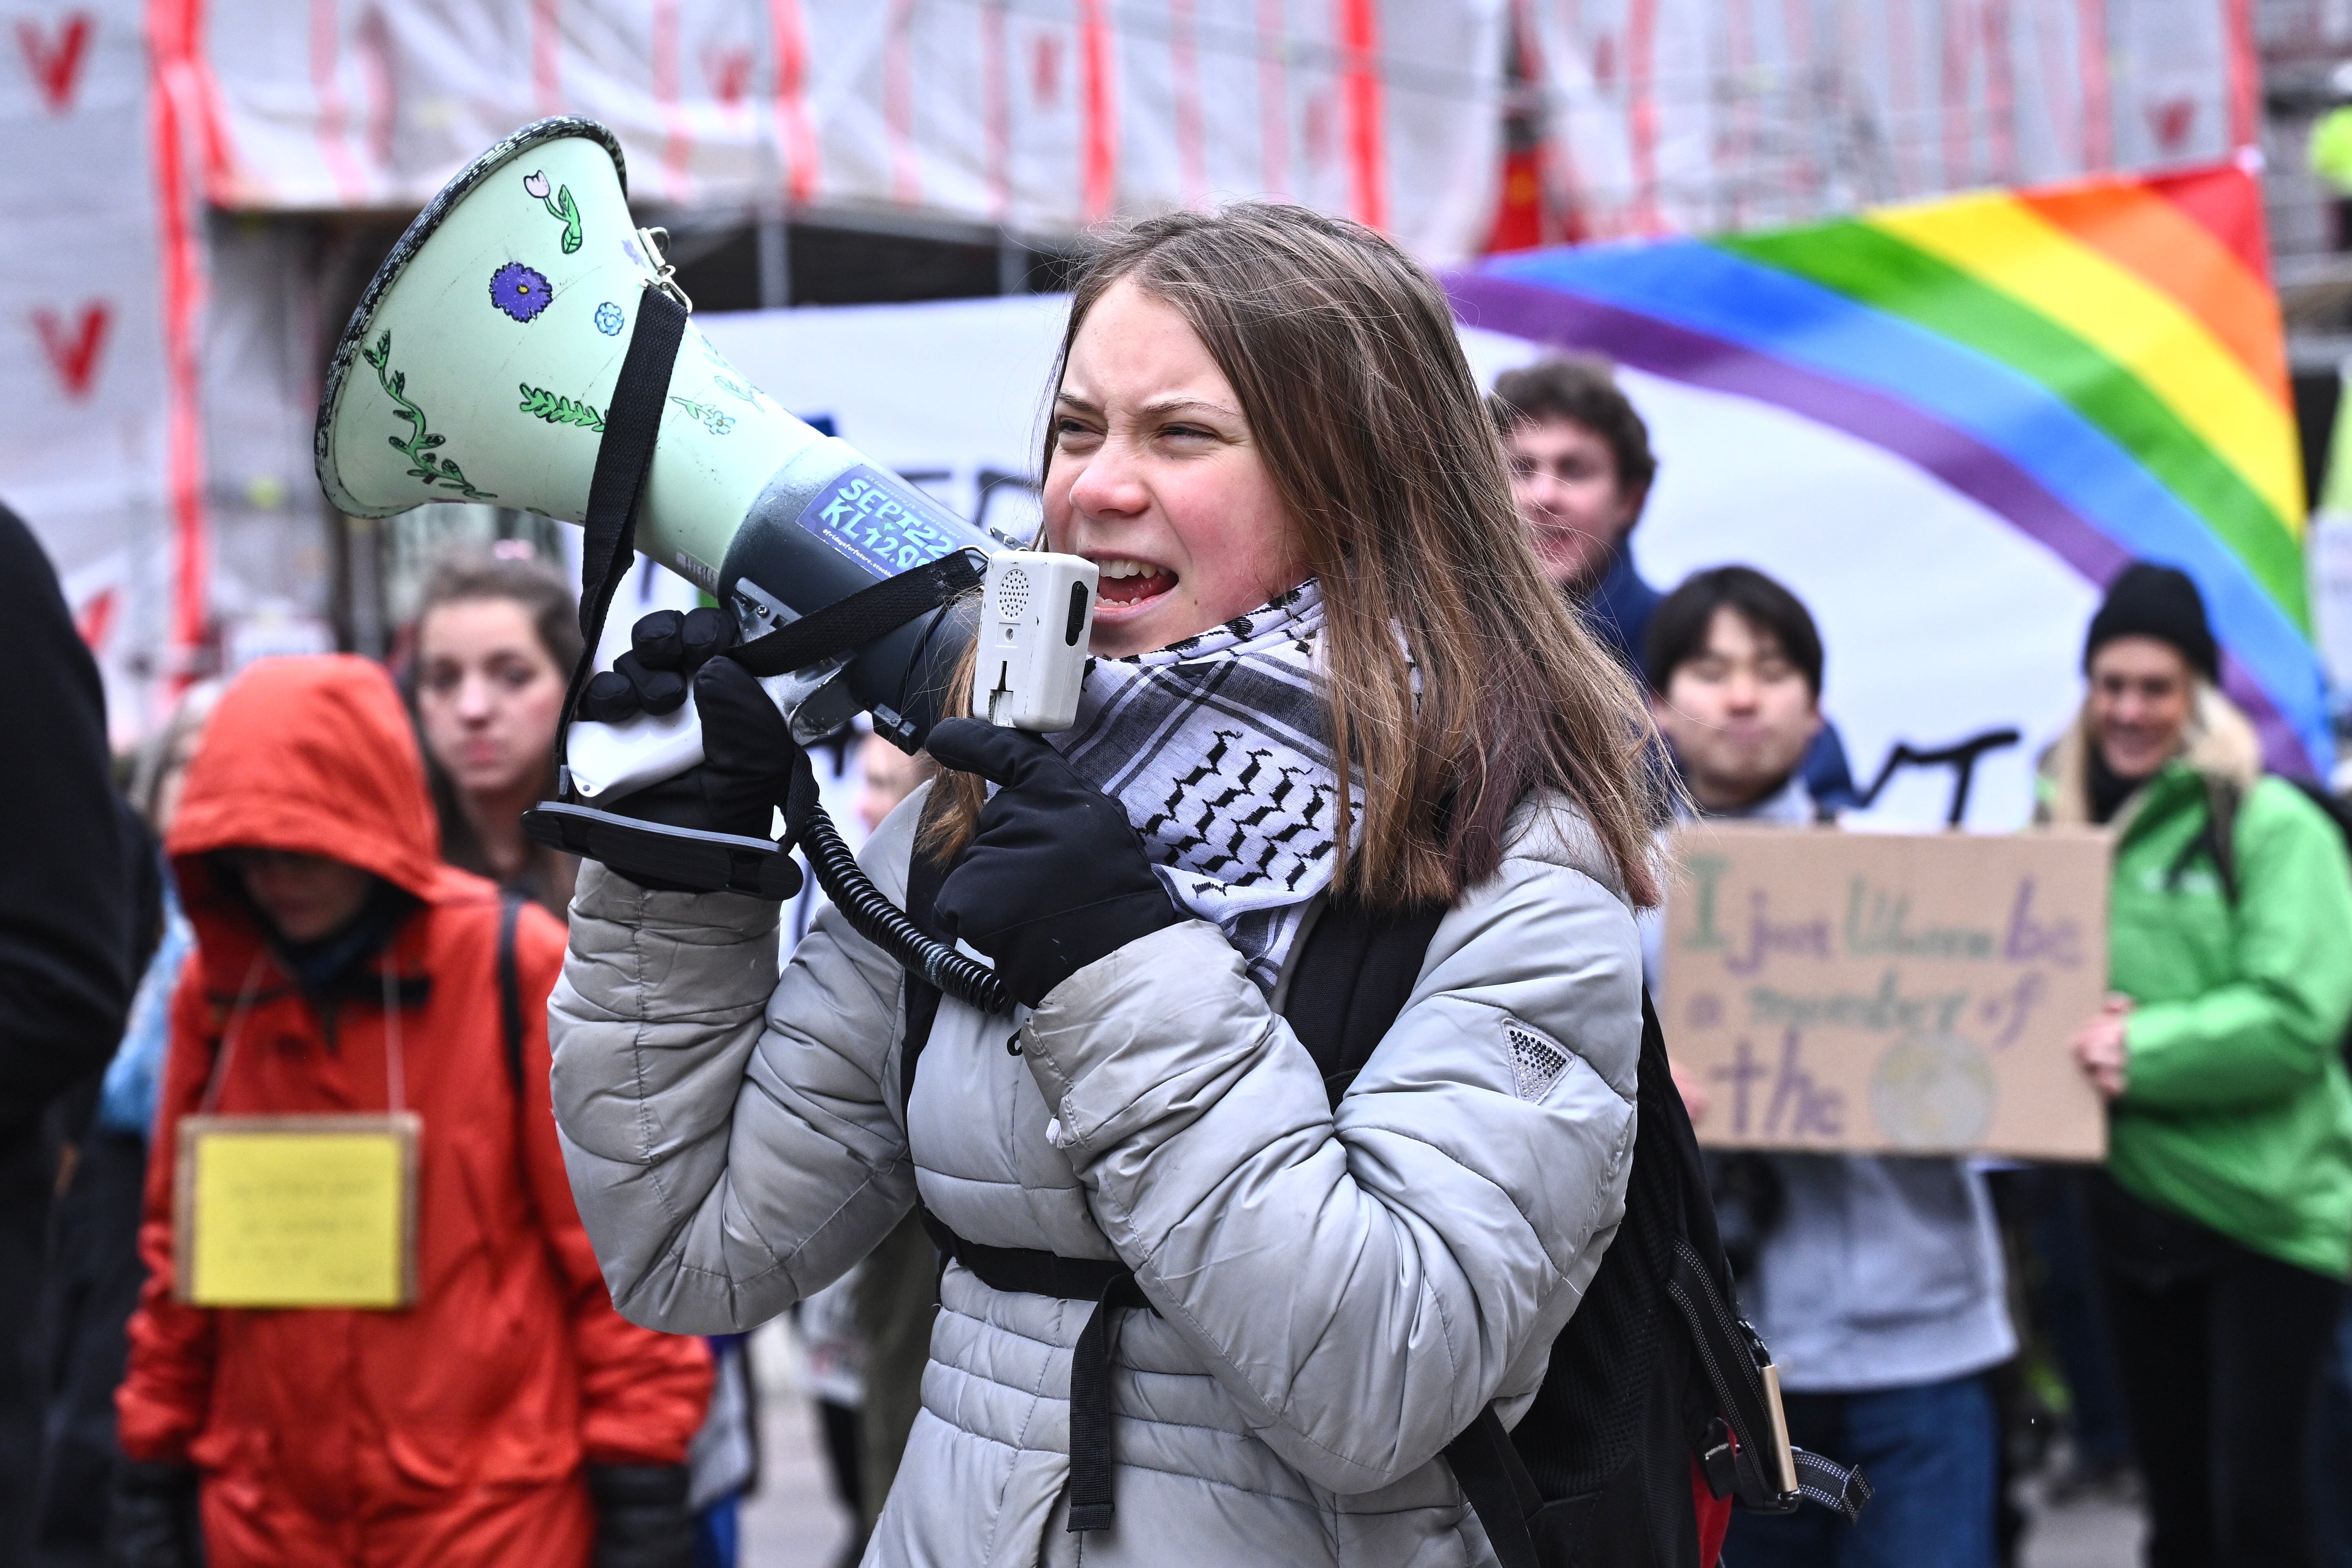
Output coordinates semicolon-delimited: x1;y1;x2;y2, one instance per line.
897;824;953;1129
2164;775;2242;905
497;889;526;1098
1441;1408;1544;1568
1281;896;1448;1097
916;1194;1154;1534
895;815;1154;1533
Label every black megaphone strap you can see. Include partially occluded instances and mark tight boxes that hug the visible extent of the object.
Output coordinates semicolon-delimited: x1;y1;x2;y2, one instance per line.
560;285;692;770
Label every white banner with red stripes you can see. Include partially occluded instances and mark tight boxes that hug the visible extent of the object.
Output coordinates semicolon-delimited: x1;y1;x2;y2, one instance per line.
0;0;203;740
1512;0;2252;244
185;0;1510;262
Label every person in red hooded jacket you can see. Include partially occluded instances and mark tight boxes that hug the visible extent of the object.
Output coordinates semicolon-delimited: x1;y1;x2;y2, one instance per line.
107;655;712;1568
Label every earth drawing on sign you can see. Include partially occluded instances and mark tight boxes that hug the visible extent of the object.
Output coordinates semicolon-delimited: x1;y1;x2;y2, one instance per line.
1869;1031;1996;1150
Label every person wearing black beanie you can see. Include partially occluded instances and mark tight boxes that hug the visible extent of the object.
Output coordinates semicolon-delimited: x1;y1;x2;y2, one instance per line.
2082;561;2220;686
2037;559;2352;1568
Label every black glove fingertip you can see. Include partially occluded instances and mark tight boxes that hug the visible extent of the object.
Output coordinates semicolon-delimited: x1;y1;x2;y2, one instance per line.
580;670;640;723
614;653;687;716
632;609;686;670
924;717;1056;786
637;669;688;715
679;606;734;668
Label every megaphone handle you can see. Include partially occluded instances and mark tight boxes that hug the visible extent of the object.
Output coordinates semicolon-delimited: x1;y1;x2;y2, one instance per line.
558;285;693;773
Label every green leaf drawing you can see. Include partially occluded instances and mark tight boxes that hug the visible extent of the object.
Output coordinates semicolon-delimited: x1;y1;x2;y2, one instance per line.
669;396;736;435
543;186;584;254
711;374;762;406
360;330;495;501
518;383;607;432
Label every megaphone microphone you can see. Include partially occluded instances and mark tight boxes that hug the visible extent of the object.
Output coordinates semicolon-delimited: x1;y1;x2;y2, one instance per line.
315;117;1095;1015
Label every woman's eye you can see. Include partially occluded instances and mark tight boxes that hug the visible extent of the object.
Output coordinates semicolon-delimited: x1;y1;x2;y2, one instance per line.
1055;419;1099;441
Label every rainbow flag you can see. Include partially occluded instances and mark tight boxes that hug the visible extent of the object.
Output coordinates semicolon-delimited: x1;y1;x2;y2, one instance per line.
1451;163;2323;776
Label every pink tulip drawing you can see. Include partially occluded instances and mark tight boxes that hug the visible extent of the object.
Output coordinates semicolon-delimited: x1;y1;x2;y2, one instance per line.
521;170;584;253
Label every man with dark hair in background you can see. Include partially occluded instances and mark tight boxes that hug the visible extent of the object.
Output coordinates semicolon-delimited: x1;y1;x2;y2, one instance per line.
1642;566;2013;1568
1492;356;1859;811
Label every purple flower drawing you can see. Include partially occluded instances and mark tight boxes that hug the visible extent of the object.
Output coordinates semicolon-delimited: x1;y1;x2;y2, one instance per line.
489;262;552;323
523;170;550;200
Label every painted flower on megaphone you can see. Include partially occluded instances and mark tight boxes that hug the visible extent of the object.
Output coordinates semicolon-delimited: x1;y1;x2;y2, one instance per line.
523;171;550;200
489;262;553;323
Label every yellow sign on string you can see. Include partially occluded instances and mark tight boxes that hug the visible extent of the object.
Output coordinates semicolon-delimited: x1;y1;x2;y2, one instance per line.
173;1114;420;1308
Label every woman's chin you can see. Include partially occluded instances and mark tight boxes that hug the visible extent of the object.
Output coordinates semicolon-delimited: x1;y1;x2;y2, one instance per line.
452;761;532;799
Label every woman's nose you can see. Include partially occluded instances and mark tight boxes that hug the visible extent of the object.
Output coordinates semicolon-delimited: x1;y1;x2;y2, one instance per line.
1067;441;1147;519
455;674;496;719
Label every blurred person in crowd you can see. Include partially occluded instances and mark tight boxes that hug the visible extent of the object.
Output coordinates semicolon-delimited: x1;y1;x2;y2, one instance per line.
1643;567;2013;1568
1;504;135;1566
414;555;765;1568
2052;564;2352;1568
108;654;710;1568
411;551;583;914
1491;356;1860;811
34;685;219;1568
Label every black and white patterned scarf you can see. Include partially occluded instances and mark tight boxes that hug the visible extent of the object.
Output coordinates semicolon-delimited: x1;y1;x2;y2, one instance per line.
1047;581;1341;993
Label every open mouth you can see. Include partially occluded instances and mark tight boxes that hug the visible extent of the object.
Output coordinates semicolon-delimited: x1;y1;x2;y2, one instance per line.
1095;557;1179;608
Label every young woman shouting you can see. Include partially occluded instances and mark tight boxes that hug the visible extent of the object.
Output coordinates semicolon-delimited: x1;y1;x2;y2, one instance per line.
550;204;1662;1566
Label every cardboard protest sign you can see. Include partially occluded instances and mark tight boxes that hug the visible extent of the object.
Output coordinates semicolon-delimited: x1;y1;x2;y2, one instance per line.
1661;826;2110;1160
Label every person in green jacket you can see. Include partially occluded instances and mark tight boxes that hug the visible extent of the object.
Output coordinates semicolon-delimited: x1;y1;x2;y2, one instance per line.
2048;562;2352;1568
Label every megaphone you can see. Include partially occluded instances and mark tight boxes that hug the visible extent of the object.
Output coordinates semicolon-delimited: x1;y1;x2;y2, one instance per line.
316;116;1095;1014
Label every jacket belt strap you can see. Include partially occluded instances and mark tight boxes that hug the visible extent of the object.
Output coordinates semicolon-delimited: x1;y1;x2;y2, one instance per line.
917;1206;1152;1533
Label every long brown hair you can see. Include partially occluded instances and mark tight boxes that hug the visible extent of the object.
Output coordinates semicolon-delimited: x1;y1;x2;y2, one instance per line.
927;203;1664;908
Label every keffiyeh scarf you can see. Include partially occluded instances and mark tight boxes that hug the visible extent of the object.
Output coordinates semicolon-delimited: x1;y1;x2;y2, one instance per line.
1047;581;1343;994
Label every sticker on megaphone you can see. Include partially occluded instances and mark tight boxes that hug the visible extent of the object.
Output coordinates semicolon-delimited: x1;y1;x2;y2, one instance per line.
567;550;1096;802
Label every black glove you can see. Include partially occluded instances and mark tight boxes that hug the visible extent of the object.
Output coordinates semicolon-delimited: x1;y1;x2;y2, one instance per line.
587;1464;694;1568
579;607;736;722
924;719;1182;1008
103;1460;203;1568
546;606;814;899
606;655;818;846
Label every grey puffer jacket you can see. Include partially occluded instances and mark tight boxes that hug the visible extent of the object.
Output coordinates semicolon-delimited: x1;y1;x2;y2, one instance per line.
550;785;1642;1567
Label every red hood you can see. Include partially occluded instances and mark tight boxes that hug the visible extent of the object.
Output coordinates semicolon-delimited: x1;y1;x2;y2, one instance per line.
167;655;446;944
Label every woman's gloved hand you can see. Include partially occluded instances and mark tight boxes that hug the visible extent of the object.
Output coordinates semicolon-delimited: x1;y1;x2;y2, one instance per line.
578;607;735;722
579;607;817;897
924;719;1182;1008
102;1460;203;1568
586;1464;694;1568
606;654;818;849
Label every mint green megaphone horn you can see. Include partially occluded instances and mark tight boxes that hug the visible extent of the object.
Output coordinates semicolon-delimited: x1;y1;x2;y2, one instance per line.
315;118;1097;1016
315;116;1005;770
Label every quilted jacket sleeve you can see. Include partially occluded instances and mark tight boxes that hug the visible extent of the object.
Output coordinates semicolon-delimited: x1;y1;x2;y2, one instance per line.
548;796;923;1334
1018;801;1643;1494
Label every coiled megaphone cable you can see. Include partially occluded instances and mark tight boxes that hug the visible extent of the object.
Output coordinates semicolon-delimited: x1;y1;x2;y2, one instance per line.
795;809;1013;1016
